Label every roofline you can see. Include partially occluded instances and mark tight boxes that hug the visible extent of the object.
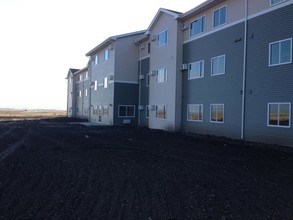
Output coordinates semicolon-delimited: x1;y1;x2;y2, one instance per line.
85;30;146;56
135;33;150;44
179;0;225;20
65;68;80;79
146;8;182;33
72;66;88;76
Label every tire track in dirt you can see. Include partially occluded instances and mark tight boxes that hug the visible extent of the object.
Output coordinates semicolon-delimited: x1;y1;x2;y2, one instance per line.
0;130;29;162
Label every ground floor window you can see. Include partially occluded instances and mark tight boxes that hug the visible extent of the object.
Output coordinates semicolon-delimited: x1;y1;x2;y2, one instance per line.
210;104;224;123
187;104;203;121
103;105;109;117
146;105;150;118
118;105;135;117
268;103;291;127
156;105;166;119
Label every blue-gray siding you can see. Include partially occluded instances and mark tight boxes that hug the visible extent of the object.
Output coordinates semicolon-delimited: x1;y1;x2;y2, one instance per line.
182;22;245;139
244;5;293;146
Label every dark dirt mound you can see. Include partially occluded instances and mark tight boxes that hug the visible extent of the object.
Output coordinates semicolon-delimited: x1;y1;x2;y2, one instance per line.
0;118;293;219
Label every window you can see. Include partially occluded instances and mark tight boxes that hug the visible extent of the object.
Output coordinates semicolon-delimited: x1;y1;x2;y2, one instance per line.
213;6;227;28
78;90;82;98
118;105;135;117
210;104;224;123
104;49;109;60
103;77;108;88
148;43;151;54
85;89;88;97
77;75;82;82
156;105;166;119
85;71;89;79
95;55;99;65
268;103;291;127
156;68;167;83
190;16;205;37
271;0;286;6
187;104;203;121
269;38;292;66
103;105;109;117
98;105;103;115
211;55;225;76
146;74;150;86
146;105;150;118
157;30;168;47
189;60;204;79
94;80;98;90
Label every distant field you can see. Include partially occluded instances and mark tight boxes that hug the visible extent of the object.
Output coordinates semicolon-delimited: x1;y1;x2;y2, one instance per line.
0;108;66;121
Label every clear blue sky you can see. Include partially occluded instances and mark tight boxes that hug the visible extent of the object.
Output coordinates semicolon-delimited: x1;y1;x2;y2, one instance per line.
0;0;205;110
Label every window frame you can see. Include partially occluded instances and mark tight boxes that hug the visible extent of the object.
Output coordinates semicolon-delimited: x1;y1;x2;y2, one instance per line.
156;67;168;83
95;55;99;65
188;60;204;80
104;49;109;60
155;105;166;119
118;105;135;118
146;105;150;118
157;30;168;47
190;15;206;38
267;102;291;128
269;38;292;67
270;0;287;6
213;5;227;28
211;55;226;76
146;74;150;86
210;104;224;123
103;77;108;89
187;104;204;122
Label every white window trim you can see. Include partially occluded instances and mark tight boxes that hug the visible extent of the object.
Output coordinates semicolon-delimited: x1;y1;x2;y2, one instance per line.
267;102;291;128
85;89;88;97
189;15;206;38
157;29;168;48
210;104;224;123
95;55;99;65
211;55;226;76
118;105;136;118
103;77;109;89
156;67;168;83
213;5;227;29
94;80;98;91
188;60;205;80
187;104;203;122
269;38;292;67
155;104;167;120
104;49;109;61
270;0;287;6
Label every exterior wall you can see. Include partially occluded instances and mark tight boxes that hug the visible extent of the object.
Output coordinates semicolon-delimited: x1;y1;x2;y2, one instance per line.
74;70;90;119
182;22;245;139
148;12;182;131
67;76;74;117
89;43;115;124
113;82;139;126
248;0;293;17
115;36;141;83
183;0;245;43
138;57;150;127
244;3;293;146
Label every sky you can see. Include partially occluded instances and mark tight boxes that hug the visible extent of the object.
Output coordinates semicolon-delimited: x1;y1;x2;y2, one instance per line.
0;0;205;110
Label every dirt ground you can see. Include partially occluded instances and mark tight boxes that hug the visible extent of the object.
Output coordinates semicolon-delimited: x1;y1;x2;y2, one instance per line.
0;117;293;219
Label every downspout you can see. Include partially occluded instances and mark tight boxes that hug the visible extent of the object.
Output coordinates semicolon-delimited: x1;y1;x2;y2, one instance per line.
138;45;142;126
241;0;248;139
88;61;92;121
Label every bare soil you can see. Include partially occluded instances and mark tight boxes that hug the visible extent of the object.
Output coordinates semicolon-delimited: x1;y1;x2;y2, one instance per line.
0;117;293;219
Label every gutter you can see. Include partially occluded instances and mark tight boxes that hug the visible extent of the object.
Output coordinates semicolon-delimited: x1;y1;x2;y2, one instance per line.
241;0;248;139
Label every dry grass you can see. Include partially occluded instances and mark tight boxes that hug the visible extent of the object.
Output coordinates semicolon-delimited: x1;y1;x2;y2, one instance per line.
0;108;66;121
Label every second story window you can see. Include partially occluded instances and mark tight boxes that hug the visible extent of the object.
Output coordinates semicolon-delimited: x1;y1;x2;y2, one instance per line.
271;0;286;6
103;77;108;88
157;30;168;47
156;68;167;83
213;6;227;28
104;49;109;60
211;55;225;76
190;16;205;37
189;60;204;79
269;38;292;66
148;42;151;54
95;55;99;65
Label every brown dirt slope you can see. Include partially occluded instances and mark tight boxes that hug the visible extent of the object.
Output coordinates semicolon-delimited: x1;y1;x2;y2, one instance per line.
0;118;293;219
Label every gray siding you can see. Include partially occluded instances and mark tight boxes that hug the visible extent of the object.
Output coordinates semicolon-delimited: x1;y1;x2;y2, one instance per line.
245;4;293;146
114;82;139;126
182;22;245;139
138;57;150;127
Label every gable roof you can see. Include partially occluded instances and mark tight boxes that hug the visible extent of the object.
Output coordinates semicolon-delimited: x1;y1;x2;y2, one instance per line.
85;30;146;57
146;8;182;34
66;68;80;79
179;0;225;20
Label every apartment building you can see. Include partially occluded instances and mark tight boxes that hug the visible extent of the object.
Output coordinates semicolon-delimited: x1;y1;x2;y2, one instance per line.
85;30;145;125
67;0;292;146
66;67;89;119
